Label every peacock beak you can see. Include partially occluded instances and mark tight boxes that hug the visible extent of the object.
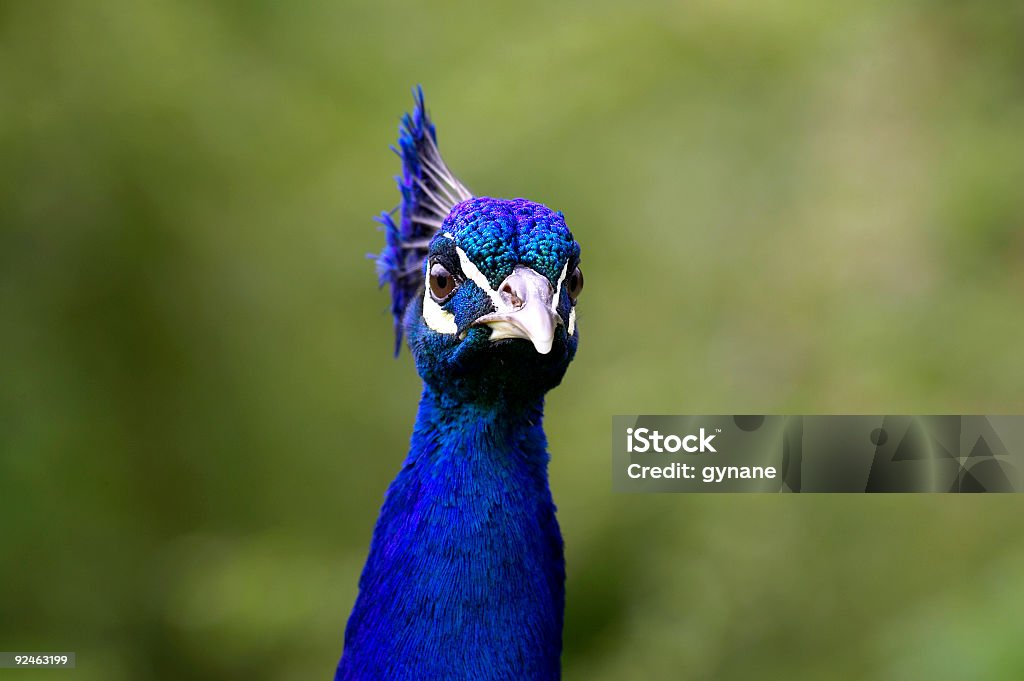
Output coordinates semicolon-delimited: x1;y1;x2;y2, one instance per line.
472;266;560;354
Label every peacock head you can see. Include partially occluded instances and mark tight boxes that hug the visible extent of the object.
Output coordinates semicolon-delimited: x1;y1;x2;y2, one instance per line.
406;197;582;403
376;90;582;406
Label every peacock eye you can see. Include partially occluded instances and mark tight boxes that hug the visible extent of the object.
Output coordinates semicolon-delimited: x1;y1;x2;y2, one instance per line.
429;262;458;302
566;266;583;303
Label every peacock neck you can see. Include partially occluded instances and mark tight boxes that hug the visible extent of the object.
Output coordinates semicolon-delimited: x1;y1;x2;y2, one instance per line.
337;384;564;681
409;386;549;470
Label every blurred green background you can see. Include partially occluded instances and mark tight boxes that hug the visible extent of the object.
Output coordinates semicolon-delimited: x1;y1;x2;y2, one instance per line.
2;1;1023;679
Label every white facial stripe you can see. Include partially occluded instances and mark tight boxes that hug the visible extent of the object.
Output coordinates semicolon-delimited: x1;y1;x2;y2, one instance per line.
421;233;459;334
455;246;505;309
423;291;458;334
552;262;568;314
422;287;457;334
428;235;569;342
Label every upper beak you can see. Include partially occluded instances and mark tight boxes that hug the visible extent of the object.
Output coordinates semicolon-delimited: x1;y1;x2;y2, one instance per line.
472;266;560;354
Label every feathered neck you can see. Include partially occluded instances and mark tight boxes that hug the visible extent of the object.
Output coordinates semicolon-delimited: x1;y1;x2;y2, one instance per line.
412;386;546;458
337;385;565;681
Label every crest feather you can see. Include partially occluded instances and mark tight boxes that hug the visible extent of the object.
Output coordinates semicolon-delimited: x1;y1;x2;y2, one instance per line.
376;87;472;355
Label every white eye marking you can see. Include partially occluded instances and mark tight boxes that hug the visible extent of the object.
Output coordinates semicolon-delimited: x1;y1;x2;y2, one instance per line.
422;286;457;334
455;246;504;308
428;237;568;341
552;262;568;314
420;235;467;335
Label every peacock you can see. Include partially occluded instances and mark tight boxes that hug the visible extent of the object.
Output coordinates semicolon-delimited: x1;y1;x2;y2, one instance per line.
335;88;583;681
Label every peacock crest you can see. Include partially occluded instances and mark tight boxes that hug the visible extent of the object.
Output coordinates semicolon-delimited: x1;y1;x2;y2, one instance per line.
375;86;473;354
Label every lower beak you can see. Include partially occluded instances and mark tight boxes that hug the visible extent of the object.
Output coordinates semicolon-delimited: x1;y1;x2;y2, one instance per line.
472;267;560;354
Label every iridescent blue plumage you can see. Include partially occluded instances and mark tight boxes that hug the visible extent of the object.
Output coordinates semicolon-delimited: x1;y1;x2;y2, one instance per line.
338;90;582;681
444;199;579;286
376;86;472;355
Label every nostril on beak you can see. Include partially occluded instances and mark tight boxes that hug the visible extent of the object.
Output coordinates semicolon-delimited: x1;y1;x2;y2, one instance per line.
499;281;524;309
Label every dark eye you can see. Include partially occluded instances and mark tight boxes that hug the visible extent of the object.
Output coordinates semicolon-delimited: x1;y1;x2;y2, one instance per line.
566;266;583;302
429;262;457;302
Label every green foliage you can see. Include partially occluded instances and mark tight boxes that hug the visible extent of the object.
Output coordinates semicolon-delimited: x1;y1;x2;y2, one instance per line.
1;2;1022;679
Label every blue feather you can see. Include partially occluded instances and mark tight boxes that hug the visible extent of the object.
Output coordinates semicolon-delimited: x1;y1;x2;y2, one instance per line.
337;390;564;680
339;90;582;681
376;86;472;355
